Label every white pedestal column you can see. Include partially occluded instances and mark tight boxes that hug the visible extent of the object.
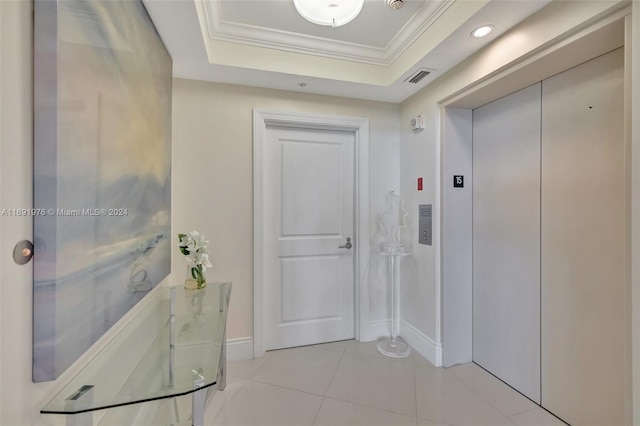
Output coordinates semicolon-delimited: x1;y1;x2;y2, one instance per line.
376;245;411;358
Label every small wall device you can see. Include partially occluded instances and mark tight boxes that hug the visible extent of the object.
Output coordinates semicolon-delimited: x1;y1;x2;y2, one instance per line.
410;115;424;131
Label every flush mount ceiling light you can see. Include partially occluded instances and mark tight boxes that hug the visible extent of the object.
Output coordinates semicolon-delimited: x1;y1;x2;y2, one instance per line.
293;0;364;27
471;25;494;38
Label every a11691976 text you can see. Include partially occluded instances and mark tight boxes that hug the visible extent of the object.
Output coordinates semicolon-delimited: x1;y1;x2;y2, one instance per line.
1;208;129;217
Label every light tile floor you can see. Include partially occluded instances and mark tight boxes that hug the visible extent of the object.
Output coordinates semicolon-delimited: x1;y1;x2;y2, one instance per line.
205;340;566;426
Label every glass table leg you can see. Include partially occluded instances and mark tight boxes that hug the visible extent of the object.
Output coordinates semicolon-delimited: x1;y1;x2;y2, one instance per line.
192;370;206;426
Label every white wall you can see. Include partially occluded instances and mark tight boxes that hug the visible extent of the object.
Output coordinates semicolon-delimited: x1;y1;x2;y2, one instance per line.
440;108;472;367
172;79;400;341
398;0;629;366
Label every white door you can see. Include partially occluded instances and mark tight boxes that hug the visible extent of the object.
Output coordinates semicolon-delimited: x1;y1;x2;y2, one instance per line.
541;48;625;425
472;83;542;403
263;126;355;350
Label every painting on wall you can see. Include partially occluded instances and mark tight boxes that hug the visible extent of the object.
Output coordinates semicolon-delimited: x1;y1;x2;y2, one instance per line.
33;0;172;382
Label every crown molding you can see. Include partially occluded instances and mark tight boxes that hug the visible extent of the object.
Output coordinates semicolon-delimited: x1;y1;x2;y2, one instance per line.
384;0;455;63
199;0;456;66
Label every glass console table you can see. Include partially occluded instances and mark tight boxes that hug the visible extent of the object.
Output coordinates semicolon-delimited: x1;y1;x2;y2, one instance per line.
41;283;232;426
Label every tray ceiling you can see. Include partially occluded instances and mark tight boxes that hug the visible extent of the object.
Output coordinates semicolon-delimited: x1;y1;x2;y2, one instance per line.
143;0;551;102
205;0;452;64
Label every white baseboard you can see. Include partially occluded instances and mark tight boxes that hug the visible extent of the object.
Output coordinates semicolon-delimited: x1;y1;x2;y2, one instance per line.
367;320;390;341
368;319;442;366
400;320;442;367
227;337;254;361
245;320;440;366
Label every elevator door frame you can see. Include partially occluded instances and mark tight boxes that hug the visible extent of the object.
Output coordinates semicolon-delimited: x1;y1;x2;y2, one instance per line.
437;11;632;423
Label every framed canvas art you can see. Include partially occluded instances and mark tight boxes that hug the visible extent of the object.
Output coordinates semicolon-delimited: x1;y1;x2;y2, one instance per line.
33;0;172;382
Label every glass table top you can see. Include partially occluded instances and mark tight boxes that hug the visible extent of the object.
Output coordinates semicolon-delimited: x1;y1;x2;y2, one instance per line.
41;283;232;415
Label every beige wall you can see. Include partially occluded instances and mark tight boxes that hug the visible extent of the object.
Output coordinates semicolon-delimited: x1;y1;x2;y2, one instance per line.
0;0;4;421
1;2;61;424
1;4;175;425
172;79;401;339
632;0;640;421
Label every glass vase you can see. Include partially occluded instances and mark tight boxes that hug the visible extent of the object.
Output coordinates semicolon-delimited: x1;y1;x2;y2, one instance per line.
184;265;207;290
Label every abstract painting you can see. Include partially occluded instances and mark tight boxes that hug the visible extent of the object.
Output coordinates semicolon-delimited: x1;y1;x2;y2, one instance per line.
33;0;172;382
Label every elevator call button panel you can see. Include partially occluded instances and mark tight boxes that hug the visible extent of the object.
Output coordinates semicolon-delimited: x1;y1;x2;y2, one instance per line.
419;204;432;246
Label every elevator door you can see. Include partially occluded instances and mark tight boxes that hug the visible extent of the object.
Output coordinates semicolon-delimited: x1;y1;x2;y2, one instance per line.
541;48;625;425
472;48;625;425
472;83;542;404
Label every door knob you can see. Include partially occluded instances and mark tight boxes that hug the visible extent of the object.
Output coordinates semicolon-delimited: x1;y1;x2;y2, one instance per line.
339;237;353;249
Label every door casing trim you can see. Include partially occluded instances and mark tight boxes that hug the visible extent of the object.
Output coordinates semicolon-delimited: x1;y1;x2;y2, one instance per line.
252;109;370;358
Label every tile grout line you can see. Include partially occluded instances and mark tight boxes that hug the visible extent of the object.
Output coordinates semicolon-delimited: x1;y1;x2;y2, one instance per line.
311;344;349;425
214;352;272;402
248;351;271;378
248;377;331;399
320;394;419;420
206;375;250;421
329;347;418;419
250;346;346;398
311;397;326;426
245;346;345;399
323;395;420;420
508;405;542;422
209;355;272;421
325;344;348;395
414;365;455;425
448;366;533;421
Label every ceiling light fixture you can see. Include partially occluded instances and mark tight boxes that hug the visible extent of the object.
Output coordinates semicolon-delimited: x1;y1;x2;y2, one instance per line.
293;0;364;28
386;0;404;10
471;25;494;38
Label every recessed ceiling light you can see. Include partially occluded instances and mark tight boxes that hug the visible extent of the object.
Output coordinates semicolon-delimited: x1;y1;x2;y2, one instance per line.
293;0;364;27
471;25;494;38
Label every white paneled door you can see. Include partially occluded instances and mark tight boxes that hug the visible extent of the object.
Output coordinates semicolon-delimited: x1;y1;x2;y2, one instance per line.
263;126;355;350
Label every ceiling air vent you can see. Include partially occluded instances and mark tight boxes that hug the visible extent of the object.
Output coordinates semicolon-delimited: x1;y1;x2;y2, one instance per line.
403;68;435;84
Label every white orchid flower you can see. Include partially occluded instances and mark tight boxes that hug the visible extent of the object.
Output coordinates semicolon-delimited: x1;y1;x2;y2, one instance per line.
179;231;213;280
178;234;190;248
199;253;212;271
190;231;208;249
